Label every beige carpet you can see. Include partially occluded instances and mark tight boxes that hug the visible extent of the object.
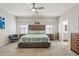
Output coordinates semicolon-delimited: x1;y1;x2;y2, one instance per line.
0;40;78;56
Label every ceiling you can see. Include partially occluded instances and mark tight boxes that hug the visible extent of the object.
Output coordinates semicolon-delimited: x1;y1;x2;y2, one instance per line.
0;3;78;17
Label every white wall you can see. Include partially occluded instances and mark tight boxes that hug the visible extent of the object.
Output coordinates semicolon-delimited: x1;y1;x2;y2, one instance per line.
58;4;79;40
58;18;69;41
58;4;79;46
16;17;58;34
0;8;16;46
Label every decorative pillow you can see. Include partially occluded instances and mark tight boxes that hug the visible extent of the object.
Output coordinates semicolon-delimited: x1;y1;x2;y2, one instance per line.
38;31;45;34
29;30;36;34
29;30;45;34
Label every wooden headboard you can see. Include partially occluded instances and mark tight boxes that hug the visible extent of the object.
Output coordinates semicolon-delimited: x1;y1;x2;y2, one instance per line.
29;25;45;30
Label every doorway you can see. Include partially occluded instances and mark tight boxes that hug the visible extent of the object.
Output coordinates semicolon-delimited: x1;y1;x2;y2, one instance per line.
62;19;69;43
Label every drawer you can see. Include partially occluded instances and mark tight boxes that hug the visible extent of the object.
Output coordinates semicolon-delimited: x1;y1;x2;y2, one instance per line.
71;33;79;54
76;48;79;53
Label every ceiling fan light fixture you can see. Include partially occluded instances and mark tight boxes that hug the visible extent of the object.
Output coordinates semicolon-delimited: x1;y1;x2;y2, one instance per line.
32;8;36;11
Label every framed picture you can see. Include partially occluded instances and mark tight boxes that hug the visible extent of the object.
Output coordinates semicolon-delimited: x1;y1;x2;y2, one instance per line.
0;17;5;29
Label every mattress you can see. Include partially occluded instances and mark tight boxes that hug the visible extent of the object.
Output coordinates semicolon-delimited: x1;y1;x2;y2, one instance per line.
19;34;50;43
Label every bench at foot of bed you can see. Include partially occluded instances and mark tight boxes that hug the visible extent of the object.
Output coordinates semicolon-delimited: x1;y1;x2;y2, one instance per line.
18;42;50;48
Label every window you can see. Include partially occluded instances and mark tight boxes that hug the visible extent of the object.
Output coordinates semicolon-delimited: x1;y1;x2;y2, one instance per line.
45;25;53;34
20;24;28;34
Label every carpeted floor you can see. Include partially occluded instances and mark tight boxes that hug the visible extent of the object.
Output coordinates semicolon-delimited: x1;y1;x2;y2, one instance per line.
0;40;78;56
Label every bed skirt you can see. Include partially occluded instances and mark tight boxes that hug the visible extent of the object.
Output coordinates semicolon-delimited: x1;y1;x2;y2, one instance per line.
18;42;50;48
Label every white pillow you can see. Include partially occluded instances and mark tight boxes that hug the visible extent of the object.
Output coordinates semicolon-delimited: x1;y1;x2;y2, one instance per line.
29;30;45;34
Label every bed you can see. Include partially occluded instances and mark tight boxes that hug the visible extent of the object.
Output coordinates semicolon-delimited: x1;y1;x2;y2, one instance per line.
18;25;50;48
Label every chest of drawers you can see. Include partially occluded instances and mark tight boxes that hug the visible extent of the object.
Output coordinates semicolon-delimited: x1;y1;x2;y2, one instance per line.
71;33;79;54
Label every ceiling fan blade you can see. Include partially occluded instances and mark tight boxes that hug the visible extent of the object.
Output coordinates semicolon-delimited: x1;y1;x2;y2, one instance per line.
27;3;32;9
35;7;44;9
35;10;38;14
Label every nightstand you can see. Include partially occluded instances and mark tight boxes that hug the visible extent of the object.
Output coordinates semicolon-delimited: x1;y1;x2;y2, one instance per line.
54;33;59;40
47;34;54;40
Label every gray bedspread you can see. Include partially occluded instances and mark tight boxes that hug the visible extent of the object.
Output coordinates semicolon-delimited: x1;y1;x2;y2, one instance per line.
19;34;50;43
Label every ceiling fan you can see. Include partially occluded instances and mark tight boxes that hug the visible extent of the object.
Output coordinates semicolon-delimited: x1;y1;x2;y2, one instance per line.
27;3;44;14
